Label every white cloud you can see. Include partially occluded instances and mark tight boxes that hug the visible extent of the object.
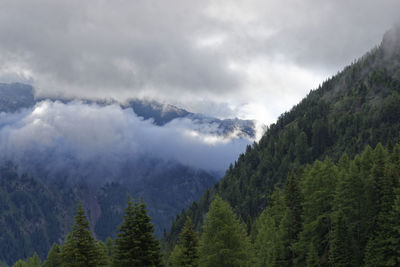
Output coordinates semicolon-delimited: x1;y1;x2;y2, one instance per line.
0;0;399;125
0;101;251;176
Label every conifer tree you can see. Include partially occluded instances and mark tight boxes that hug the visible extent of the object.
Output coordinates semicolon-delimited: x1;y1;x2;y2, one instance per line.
168;217;199;267
61;201;100;267
295;159;338;265
284;171;303;242
43;243;62;267
96;240;111;267
25;253;41;267
333;158;365;264
113;196;136;267
254;210;278;267
113;196;163;267
12;253;41;267
329;211;354;267
11;260;26;267
199;195;252;267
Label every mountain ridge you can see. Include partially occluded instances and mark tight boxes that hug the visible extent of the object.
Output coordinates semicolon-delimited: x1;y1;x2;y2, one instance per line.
164;27;400;246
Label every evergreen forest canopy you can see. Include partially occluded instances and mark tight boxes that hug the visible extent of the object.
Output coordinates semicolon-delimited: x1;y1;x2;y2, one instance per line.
3;27;400;266
10;144;400;266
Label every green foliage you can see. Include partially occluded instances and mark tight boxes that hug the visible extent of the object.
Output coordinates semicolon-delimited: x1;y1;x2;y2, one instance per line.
252;144;400;266
61;202;102;267
113;196;162;267
168;217;199;267
198;196;253;267
0;164;77;265
43;243;62;267
11;253;41;267
329;211;354;266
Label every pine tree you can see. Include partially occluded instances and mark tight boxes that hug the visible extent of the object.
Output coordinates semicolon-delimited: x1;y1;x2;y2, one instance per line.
61;201;99;267
12;253;41;267
43;243;62;267
333;159;365;264
113;196;163;267
105;237;115;262
96;240;111;267
113;196;136;267
25;253;41;267
329;211;354;266
254;209;278;267
284;172;303;242
295;159;338;265
168;217;199;267
11;259;26;267
364;166;400;266
199;196;252;267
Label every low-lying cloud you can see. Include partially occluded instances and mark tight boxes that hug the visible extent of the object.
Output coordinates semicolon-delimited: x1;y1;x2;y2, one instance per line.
0;101;251;182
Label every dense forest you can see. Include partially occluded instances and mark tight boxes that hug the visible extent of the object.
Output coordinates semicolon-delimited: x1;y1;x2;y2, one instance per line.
164;28;400;248
10;143;400;266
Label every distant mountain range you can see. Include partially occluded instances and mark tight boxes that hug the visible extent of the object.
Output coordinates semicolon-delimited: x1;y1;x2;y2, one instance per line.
0;82;255;264
0;82;257;139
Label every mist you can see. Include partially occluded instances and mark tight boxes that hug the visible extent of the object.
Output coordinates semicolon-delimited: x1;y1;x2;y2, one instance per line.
0;100;251;183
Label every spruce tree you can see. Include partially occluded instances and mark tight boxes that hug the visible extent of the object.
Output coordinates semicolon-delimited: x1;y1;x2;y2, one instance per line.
168;217;199;267
329;211;353;267
61;201;99;267
96;240;111;267
199;196;252;267
25;253;41;267
12;253;41;267
11;260;26;267
333;159;365;264
43;243;62;267
113;196;163;267
295;159;338;265
284;172;303;242
254;210;278;267
113;196;136;267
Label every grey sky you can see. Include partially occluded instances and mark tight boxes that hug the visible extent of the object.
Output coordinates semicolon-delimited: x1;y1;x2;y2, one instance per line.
0;0;399;124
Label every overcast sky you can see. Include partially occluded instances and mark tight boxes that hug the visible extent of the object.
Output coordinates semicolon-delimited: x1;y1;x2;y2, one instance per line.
1;0;400;125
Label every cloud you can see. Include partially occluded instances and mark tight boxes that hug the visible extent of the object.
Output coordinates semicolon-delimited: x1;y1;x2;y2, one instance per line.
0;0;399;124
0;101;251;181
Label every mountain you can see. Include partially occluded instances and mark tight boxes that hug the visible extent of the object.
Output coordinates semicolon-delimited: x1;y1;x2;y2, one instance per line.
165;27;400;245
0;83;255;264
0;83;256;139
0;158;217;265
125;99;256;138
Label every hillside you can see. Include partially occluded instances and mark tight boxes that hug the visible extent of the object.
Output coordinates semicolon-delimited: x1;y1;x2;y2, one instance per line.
165;27;400;245
0;158;217;265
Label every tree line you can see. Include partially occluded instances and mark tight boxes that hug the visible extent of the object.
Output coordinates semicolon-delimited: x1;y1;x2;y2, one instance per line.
10;143;400;266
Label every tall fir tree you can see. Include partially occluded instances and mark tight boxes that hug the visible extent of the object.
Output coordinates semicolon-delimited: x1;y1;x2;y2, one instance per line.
11;253;41;267
329;210;354;267
199;195;253;267
61;201;101;267
43;243;62;267
168;217;199;267
113;196;163;267
295;159;338;265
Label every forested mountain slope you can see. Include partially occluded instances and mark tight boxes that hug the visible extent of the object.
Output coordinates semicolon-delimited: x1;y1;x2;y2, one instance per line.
0;159;216;265
165;27;400;245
